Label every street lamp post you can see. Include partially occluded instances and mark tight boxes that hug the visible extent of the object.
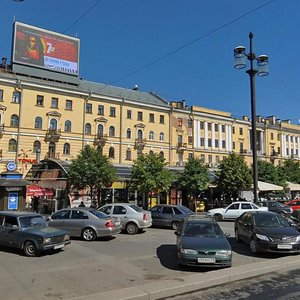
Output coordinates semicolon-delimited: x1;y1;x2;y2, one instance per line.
234;32;269;203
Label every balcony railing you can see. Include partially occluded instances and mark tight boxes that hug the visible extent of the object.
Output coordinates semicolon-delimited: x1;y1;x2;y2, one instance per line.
45;152;60;160
45;129;61;142
177;142;187;149
176;161;186;167
134;138;146;150
94;133;107;146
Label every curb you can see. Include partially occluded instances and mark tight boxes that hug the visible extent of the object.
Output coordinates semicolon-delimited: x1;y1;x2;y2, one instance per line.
72;255;300;300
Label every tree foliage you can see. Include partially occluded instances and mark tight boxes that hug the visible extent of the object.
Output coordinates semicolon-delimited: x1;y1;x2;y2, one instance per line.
68;145;116;201
131;153;173;194
216;153;252;199
258;160;286;187
279;159;300;184
177;158;210;198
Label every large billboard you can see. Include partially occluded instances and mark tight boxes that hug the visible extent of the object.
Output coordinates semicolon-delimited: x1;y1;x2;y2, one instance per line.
13;22;80;76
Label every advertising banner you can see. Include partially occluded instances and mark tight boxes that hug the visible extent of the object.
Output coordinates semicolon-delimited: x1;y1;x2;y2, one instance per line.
13;22;80;76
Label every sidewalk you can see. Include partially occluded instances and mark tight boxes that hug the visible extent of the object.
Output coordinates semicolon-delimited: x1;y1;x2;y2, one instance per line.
72;255;300;300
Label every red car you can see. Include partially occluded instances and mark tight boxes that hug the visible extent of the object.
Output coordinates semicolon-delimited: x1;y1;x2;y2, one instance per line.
286;199;300;211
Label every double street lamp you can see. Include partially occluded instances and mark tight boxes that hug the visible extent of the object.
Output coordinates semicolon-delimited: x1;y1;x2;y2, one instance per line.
234;32;269;203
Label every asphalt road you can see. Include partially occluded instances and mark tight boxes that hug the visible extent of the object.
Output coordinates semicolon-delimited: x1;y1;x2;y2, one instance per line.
0;221;296;300
164;269;300;300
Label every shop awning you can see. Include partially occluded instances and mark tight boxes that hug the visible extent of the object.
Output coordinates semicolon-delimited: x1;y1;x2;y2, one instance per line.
286;182;300;191
258;181;284;191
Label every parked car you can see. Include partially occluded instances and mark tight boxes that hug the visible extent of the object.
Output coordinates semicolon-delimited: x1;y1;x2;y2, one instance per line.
0;211;71;257
207;201;267;221
257;200;292;217
98;203;152;235
47;207;122;241
150;204;194;230
289;209;300;230
286;199;300;212
235;211;300;254
175;214;232;268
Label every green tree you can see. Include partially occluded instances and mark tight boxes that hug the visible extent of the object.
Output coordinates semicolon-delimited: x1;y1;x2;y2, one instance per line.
216;153;252;199
258;160;286;187
131;153;173;207
177;158;210;211
279;159;300;184
68;145;116;205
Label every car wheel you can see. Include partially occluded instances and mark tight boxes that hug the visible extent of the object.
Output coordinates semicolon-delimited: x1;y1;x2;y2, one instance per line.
126;222;138;235
235;228;241;242
214;214;223;222
172;221;179;230
24;241;38;257
249;239;258;254
82;227;96;241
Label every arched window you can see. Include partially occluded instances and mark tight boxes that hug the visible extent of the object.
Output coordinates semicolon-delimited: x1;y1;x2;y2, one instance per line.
35;117;42;129
63;143;70;155
137;129;143;141
8;139;17;152
85;123;91;134
64;120;72;132
126;149;131;160
160;151;164;158
149;131;154;140
97;124;104;137
149;150;154;155
109;146;115;158
10;114;19;128
109;126;115;137
49;118;57;130
33;140;41;153
126;128;131;139
159;132;164;141
97;145;103;155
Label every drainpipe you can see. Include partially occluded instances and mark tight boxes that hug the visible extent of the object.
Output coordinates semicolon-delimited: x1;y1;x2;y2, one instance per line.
82;91;92;150
119;98;124;164
15;78;23;168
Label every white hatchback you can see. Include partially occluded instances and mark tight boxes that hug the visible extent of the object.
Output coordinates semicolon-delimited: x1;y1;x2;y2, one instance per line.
207;201;268;221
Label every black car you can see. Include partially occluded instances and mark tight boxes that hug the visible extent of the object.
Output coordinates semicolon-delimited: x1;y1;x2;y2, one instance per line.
257;200;292;218
150;204;194;230
175;215;232;268
0;211;71;257
235;211;300;254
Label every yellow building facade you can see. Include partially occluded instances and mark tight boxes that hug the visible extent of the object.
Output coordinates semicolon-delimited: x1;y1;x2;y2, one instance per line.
1;66;300;179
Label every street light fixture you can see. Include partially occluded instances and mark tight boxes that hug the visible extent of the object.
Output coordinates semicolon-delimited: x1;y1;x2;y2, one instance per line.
234;32;269;203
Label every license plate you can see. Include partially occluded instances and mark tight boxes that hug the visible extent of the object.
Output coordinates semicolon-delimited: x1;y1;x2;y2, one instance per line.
54;244;65;250
197;257;216;263
277;244;292;249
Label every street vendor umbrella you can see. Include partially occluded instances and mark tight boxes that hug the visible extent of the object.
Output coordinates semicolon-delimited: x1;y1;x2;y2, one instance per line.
26;184;44;196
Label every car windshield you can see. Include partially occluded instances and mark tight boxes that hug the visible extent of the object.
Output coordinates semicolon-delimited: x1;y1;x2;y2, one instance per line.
89;210;108;219
255;214;290;227
129;205;143;212
183;222;223;237
19;216;46;229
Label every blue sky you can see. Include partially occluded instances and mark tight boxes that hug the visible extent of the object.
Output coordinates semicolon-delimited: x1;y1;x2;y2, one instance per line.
1;0;299;123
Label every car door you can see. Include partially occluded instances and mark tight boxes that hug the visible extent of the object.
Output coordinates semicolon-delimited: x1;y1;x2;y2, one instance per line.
241;203;253;214
67;210;90;236
48;209;71;230
159;206;175;227
150;206;162;226
111;205;128;228
224;203;240;219
0;216;20;248
237;213;252;242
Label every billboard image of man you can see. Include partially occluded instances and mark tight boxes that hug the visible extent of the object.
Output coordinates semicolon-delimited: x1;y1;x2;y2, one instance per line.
25;35;45;66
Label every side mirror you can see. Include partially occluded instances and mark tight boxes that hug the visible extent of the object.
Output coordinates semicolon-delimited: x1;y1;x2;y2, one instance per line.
12;225;19;230
225;233;231;237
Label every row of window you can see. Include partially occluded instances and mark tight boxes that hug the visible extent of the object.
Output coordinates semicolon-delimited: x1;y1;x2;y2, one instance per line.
0;90;166;124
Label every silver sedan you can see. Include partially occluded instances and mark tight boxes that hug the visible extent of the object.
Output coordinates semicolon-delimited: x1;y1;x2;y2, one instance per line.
47;207;122;241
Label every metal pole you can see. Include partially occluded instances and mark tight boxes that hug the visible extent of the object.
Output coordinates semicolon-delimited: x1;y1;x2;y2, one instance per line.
246;32;259;203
